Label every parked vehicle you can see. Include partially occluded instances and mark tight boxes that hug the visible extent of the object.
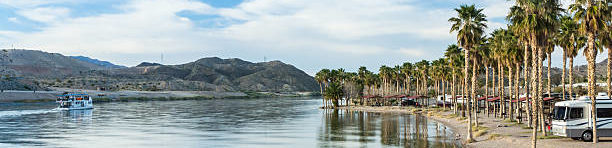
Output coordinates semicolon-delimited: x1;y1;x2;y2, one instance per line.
551;93;612;141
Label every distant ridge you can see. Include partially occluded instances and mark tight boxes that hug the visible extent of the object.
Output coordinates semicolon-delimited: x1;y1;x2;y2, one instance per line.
70;56;126;69
136;62;162;67
1;49;318;92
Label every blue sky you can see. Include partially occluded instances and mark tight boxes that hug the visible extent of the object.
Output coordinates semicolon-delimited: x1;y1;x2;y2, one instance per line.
0;0;601;75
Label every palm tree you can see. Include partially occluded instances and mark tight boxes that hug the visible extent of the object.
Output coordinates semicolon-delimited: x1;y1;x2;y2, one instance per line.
325;81;344;108
558;15;579;100
449;4;487;142
491;29;505;118
571;0;609;143
502;29;520;122
316;69;331;108
379;65;392;96
471;37;486;127
401;62;414;95
445;44;463;115
508;6;532;125
478;39;492;116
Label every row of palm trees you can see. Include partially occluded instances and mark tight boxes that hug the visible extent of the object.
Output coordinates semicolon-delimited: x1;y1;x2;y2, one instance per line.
450;0;611;146
316;0;611;147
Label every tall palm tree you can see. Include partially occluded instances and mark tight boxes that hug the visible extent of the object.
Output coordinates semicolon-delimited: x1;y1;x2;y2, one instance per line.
558;15;579;100
508;6;532;125
571;0;609;143
509;0;562;146
491;28;506;118
479;39;492;116
379;65;392;96
449;4;487;142
445;44;464;115
401;62;414;95
502;28;520;121
316;69;331;108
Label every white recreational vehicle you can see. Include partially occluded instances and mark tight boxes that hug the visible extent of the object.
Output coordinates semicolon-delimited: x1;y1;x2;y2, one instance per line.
551;93;612;141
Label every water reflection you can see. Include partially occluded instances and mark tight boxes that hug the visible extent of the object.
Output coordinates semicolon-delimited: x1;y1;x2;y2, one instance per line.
319;109;460;148
0;98;461;148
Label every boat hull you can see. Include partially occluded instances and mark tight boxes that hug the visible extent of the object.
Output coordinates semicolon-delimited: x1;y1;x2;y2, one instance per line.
57;106;94;111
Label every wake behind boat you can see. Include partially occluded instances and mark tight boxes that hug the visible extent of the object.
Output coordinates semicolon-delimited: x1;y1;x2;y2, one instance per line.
56;93;94;110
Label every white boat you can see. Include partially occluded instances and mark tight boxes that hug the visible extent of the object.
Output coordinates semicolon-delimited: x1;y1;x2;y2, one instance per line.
56;93;94;110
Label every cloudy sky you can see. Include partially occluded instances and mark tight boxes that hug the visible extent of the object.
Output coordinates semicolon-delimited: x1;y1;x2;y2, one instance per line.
0;0;603;75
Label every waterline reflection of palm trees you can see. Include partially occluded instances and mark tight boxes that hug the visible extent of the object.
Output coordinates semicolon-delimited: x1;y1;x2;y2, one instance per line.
319;110;460;147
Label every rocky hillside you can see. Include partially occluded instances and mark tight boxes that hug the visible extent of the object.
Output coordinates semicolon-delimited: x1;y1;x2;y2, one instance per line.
107;57;318;92
70;56;126;69
3;49;107;78
0;49;318;92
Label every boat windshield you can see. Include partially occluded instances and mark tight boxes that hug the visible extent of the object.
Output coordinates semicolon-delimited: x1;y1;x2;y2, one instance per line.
553;106;567;120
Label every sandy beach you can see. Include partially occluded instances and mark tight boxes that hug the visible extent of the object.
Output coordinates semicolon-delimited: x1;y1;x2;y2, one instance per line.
339;106;612;148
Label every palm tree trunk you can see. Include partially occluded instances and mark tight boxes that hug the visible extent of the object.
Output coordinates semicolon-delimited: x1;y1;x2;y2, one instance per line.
472;60;478;127
462;80;466;117
485;63;489;117
453;71;457;114
416;78;420;96
587;31;598;143
569;57;574;100
524;44;532;127
509;65;514;121
443;79;446;108
493;66;497;117
539;44;545;136
606;48;612;99
516;63;521;124
547;52;552;96
530;34;538;148
465;47;473;142
563;51;567;100
319;82;324;107
500;63;505;119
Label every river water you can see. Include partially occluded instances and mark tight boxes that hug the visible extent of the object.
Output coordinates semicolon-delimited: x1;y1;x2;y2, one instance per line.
0;97;461;148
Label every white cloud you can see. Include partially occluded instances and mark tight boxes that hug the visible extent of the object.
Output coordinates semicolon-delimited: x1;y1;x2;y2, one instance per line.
18;7;71;23
0;0;543;74
398;48;424;57
7;17;18;23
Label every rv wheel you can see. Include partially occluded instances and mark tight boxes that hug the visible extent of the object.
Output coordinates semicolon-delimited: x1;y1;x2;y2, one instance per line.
582;131;593;142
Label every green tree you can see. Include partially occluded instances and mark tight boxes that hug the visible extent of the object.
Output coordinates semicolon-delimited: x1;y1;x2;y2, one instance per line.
449;4;487;142
570;0;609;143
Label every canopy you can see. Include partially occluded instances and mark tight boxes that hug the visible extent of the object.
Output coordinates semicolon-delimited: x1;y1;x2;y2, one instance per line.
478;96;494;101
511;97;530;103
407;95;426;99
543;97;560;102
487;97;501;102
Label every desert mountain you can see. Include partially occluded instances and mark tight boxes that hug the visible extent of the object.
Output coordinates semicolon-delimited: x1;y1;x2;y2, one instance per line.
70;56;126;69
0;49;318;92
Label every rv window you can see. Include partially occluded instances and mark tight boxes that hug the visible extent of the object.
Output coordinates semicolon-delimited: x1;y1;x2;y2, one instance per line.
597;108;612;118
569;108;583;119
553;106;566;120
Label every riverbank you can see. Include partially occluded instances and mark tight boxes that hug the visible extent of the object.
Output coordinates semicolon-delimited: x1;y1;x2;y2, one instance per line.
339;106;612;148
0;88;316;103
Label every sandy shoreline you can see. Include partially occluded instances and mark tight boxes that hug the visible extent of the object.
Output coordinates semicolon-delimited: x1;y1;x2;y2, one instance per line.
338;106;612;148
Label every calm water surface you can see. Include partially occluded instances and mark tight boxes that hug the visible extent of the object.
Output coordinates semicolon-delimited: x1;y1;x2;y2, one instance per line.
0;97;461;148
